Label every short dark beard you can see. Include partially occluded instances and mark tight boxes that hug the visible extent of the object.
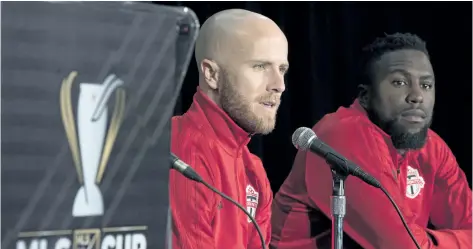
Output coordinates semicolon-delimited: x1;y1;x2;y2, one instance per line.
366;108;430;150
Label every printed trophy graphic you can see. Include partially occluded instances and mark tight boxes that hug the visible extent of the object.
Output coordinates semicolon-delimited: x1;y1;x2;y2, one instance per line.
60;71;126;217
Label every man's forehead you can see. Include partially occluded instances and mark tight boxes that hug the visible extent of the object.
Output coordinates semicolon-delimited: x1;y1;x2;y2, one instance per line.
242;36;288;64
377;49;433;73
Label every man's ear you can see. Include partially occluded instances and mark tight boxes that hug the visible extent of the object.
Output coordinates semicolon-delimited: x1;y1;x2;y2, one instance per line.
200;59;220;90
357;84;370;109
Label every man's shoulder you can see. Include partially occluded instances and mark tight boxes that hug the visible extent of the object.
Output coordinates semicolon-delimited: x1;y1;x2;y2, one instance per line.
421;129;454;161
425;129;449;149
171;115;219;168
171;113;215;143
313;107;377;140
310;107;390;166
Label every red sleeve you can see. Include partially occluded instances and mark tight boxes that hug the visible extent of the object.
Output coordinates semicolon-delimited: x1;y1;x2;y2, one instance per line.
248;168;273;249
425;136;472;248
305;121;456;249
170;146;217;249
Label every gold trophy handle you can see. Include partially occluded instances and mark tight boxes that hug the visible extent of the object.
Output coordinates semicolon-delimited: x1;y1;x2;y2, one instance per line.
95;89;126;184
60;71;83;184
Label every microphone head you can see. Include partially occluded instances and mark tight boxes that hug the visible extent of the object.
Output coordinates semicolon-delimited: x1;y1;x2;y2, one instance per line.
292;127;317;150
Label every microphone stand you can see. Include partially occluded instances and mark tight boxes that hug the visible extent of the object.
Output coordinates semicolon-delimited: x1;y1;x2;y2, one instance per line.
166;207;172;249
329;157;348;249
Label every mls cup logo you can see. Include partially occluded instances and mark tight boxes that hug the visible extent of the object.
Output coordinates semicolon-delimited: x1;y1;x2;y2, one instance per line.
60;71;126;217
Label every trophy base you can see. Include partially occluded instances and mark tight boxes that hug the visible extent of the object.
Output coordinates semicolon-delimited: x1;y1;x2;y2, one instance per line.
72;184;104;217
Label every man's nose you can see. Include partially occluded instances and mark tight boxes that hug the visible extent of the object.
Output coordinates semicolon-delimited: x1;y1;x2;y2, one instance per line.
267;70;285;93
406;83;424;104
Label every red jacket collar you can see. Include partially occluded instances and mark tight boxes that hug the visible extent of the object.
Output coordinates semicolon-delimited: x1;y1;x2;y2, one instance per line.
186;87;252;153
349;98;391;139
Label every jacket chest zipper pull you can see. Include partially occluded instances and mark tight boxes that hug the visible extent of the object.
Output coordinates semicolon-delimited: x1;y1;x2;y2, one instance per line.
392;168;401;181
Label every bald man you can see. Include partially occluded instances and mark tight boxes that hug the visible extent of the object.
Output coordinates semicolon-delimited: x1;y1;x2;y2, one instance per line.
169;9;288;249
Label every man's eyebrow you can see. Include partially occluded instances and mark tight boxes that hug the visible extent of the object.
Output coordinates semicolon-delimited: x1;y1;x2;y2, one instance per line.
420;74;435;81
388;68;410;75
248;60;289;67
280;63;289;69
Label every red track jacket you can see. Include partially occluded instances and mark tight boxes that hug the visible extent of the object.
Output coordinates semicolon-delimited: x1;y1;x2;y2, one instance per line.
170;88;272;249
271;99;472;249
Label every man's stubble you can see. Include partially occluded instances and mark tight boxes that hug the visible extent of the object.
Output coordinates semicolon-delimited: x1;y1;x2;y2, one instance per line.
219;69;278;135
367;98;431;150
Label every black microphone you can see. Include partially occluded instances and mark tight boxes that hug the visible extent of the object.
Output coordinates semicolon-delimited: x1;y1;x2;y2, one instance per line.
292;127;381;188
291;127;421;249
169;153;267;249
170;153;203;182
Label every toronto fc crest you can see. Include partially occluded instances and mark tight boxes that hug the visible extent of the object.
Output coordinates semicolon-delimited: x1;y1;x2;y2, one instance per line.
246;185;259;223
406;166;425;199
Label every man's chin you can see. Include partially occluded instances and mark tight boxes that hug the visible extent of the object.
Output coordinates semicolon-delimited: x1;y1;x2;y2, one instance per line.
253;114;277;134
256;126;275;135
254;120;276;135
366;109;431;150
402;127;424;135
232;111;276;135
390;126;429;150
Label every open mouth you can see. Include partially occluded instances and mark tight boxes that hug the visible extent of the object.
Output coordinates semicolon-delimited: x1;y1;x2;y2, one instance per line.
260;102;276;108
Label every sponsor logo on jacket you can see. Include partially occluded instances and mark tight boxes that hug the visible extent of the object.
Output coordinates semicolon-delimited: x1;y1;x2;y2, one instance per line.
246;185;259;223
406;166;425;199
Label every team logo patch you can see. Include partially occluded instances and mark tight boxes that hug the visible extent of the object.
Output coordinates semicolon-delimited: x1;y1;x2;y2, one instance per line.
406;166;425;199
246;185;259;223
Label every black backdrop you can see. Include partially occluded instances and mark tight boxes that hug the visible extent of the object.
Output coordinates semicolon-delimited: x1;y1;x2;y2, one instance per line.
160;2;472;192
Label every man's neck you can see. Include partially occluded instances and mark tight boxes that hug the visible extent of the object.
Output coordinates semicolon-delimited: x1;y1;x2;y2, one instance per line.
397;149;407;156
198;80;221;105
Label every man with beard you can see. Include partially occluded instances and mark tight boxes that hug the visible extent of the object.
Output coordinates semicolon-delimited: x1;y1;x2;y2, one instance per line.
270;33;471;249
169;9;288;249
